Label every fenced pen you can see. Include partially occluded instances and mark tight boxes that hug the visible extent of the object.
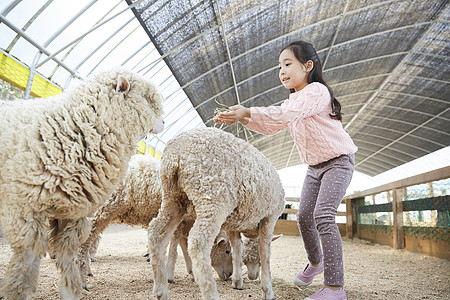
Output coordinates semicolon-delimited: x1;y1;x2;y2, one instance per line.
274;166;450;260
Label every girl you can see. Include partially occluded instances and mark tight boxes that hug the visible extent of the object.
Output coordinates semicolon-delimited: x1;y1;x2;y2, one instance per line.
214;40;357;300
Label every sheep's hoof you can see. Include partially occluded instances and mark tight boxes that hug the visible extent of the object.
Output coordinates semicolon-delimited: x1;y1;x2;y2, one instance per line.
168;279;174;283
232;287;244;290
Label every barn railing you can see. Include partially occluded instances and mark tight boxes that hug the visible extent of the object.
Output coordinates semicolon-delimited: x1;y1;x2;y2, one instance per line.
274;166;450;260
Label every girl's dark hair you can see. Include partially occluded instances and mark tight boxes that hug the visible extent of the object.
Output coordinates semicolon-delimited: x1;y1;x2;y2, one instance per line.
281;41;342;121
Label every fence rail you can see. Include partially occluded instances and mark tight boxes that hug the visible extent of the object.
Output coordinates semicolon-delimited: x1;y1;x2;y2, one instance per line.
274;166;450;260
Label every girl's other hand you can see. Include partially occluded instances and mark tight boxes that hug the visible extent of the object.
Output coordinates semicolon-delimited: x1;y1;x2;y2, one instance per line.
228;105;244;111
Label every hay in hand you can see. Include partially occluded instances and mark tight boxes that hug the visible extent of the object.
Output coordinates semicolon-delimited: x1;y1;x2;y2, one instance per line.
212;98;253;141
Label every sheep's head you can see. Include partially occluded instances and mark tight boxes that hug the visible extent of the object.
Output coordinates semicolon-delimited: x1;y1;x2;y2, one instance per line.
91;68;165;136
243;234;282;280
210;231;233;280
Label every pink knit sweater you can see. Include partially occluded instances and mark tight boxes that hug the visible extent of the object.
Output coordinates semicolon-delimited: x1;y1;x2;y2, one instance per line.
246;82;357;165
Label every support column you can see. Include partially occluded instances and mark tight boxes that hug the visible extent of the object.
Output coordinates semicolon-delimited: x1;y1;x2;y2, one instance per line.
392;188;405;250
346;197;365;239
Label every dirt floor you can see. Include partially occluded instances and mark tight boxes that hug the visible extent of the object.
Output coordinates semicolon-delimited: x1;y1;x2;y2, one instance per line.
0;225;449;300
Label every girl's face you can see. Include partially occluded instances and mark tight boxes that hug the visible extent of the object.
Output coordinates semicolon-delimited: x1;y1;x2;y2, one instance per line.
279;49;311;92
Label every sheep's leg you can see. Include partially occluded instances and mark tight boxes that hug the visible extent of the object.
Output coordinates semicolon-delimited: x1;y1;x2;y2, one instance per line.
166;234;179;283
88;235;101;262
188;205;229;300
78;202;125;283
258;217;277;300
178;236;193;277
148;201;184;300
227;231;244;290
51;218;90;300
0;217;48;300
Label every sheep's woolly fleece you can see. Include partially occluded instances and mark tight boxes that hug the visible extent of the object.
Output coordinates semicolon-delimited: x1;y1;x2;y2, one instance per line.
93;154;163;228
0;68;163;224
159;127;285;238
148;127;285;299
0;67;163;299
79;154;233;283
79;153;163;267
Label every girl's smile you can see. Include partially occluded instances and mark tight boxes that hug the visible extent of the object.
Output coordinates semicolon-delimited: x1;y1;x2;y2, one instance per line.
278;48;312;92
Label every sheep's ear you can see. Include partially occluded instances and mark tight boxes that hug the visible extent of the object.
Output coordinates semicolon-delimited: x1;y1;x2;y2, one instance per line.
215;231;229;245
271;234;283;242
116;75;130;93
216;237;226;245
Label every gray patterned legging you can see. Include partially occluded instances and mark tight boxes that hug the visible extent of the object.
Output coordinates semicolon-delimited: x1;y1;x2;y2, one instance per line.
296;153;355;287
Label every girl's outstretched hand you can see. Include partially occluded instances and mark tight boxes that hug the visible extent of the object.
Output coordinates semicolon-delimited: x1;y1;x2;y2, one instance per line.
213;105;250;125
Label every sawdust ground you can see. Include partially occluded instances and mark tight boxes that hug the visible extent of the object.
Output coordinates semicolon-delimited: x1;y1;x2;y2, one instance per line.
1;225;449;299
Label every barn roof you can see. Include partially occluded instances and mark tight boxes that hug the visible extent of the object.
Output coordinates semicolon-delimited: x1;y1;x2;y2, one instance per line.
1;0;449;176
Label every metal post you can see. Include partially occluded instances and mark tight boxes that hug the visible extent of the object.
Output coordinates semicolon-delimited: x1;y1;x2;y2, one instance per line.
392;188;405;250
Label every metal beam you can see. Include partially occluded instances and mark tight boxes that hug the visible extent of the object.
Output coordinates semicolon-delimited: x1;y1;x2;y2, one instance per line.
356;107;450;168
23;0;97;98
136;0;280;74
352;132;432;154
50;0;124;80
120;41;151;66
257;136;409;167
0;0;21;16
0;14;81;79
156;0;414;107
324;52;408;73
331;72;449;87
6;0;54;52
352;140;415;161
35;0;147;68
345;112;450;137
87;24;141;76
343;102;449;122
285;143;297;168
322;0;350;69
250;118;447;150
74;16;134;71
344;6;448;131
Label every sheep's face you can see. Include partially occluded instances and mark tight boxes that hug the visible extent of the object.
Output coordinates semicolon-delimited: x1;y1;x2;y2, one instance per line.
243;238;260;280
243;234;283;280
93;68;165;135
211;233;233;280
138;81;165;133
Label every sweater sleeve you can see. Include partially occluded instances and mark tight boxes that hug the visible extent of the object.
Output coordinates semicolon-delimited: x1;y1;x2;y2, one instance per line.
245;83;330;135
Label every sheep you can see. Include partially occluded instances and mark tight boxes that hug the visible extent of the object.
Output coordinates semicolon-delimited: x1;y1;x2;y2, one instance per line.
148;127;285;300
77;154;233;286
165;219;233;283
242;234;282;281
0;68;164;300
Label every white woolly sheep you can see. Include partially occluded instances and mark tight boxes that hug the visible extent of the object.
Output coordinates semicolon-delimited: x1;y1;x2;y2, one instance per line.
148;127;285;300
78;154;233;285
0;68;164;300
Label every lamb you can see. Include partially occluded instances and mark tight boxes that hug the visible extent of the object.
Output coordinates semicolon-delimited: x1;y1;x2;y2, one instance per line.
0;68;164;300
78;154;233;285
148;127;285;300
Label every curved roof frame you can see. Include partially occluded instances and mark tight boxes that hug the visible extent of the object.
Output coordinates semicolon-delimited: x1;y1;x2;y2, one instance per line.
0;0;206;155
1;0;449;176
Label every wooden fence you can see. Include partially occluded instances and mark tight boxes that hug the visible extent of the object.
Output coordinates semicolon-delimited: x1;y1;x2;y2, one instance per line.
274;166;450;260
